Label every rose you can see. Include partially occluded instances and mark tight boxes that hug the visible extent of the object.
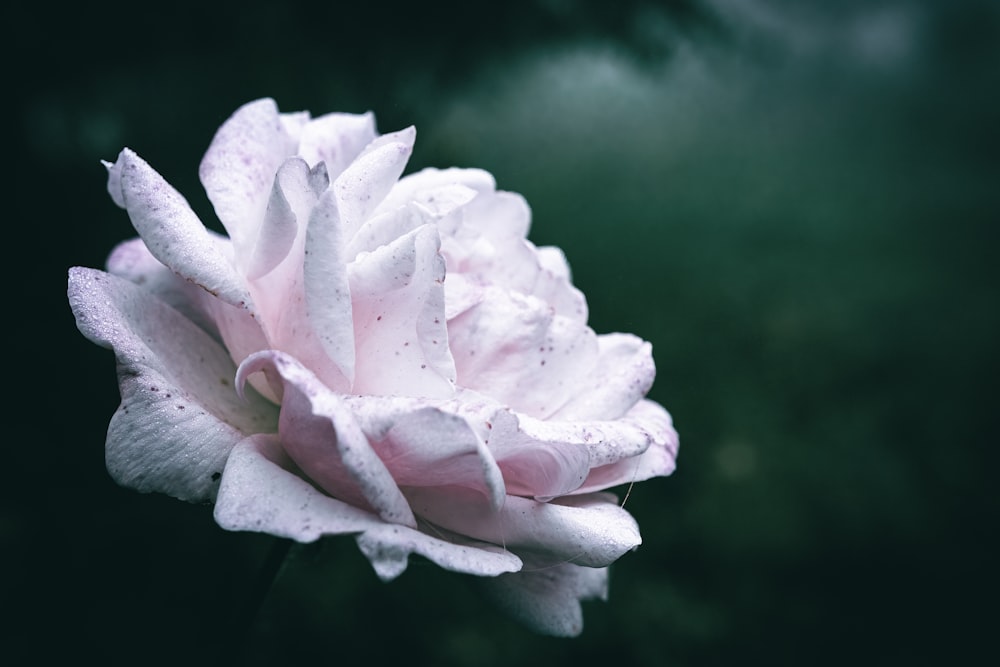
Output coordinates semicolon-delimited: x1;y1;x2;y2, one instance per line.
68;98;678;636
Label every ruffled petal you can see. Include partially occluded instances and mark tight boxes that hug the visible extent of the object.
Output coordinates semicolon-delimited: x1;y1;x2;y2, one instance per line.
482;561;608;637
113;148;254;312
405;487;641;568
237;351;417;529
215;434;522;580
348;224;456;397
68;268;277;502
551;333;656;421
448;286;598;418
341;394;506;509
106;237;218;337
572;400;678;494
335;128;415;242
297;110;377;179
198;98;296;255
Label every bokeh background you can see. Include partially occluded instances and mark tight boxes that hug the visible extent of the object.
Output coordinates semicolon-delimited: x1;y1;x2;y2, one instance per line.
10;0;998;664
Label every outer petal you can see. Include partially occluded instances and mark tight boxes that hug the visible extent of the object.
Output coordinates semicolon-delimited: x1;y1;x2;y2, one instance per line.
113;148;254;312
68;268;277;502
237;351;417;529
552;333;656;421
348;224;456;397
214;434;522;580
405;487;641;568
482;562;608;637
105;237;218;337
198;98;296;255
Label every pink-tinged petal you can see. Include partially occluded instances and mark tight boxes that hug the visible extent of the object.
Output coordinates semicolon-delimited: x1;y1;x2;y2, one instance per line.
482;562;608;637
214;433;388;541
106;237;218;337
448;287;598;418
356;523;521;581
297;111;377;179
347;183;479;260
405;487;641;568
349;224;456;397
335;129;415;242
572;399;678;493
518;397;674;471
198;98;296;254
68;268;277;502
552;333;656;421
243;157;312;282
214;434;522;579
382;167;497;213
341;395;506;509
237;351;417;529
301;188;356;386
204;297;274;401
114;148;254;312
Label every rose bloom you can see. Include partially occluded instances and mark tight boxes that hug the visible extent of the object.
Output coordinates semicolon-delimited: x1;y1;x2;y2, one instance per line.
68;98;678;636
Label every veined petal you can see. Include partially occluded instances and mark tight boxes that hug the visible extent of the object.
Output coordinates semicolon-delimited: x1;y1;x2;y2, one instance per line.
199;98;296;254
68;268;277;502
482;561;608;637
405;487;641;568
349;224;456;397
114;148;254;312
551;333;656;421
237;351;417;529
297;111;377;179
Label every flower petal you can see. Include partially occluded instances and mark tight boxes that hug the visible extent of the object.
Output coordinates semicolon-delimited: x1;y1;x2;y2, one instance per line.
551;333;656;421
342;395;506;509
448;287;598;418
297;110;377;178
215;434;522;580
349;224;456;397
572;400;679;494
68;268;277;502
114;148;254;312
198;98;296;255
405;487;641;568
106;237;218;337
482;561;608;637
237;351;417;529
335;129;415;242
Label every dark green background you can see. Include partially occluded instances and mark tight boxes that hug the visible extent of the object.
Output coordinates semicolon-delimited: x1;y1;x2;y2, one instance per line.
10;1;998;664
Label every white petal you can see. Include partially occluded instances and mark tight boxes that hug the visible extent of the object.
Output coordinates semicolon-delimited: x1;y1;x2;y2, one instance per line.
448;287;598;418
335;129;415;243
106;237;218;337
68;268;277;502
405;487;641;568
215;434;522;580
237;351;417;528
115;148;254;312
297;111;377;178
349;224;456;397
198;98;296;255
482;562;608;637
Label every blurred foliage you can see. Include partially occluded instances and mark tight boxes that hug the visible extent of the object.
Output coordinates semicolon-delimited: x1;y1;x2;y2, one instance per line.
10;0;999;665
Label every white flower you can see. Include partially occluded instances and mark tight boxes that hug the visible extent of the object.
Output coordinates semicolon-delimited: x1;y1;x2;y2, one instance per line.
68;98;678;636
